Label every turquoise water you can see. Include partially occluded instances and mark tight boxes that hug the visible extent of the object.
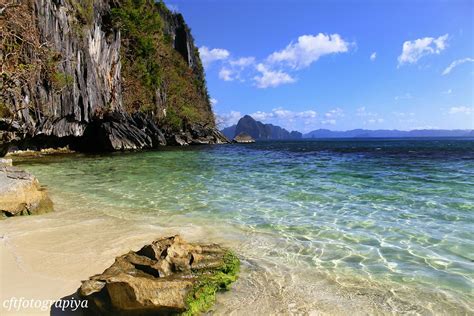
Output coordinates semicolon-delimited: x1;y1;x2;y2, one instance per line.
17;139;474;313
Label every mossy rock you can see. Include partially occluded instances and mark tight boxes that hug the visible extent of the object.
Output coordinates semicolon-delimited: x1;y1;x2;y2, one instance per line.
184;251;240;315
79;235;240;315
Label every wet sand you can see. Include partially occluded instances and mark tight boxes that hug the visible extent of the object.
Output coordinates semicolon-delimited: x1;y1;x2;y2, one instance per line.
0;201;395;315
1;187;471;315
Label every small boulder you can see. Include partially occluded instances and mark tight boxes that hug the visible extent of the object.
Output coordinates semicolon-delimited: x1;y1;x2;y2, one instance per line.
79;235;239;315
233;132;255;143
0;166;53;217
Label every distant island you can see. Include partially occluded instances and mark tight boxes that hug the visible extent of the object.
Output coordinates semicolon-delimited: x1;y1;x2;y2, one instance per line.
303;129;473;138
222;116;472;140
221;115;302;140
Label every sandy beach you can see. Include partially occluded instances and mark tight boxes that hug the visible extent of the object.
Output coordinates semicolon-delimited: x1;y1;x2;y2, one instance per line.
0;196;395;315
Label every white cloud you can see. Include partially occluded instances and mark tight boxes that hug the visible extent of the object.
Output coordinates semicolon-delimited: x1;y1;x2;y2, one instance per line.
230;57;256;67
274;108;318;119
321;119;336;125
324;108;344;118
250;111;273;121
203;33;350;88
253;63;296;88
218;67;234;81
267;33;351;69
298;110;318;118
216;111;242;127
449;106;472;115
218;107;319;131
398;34;449;66
442;58;474;75
210;98;218;106
199;46;230;67
370;52;377;61
219;57;256;82
442;89;452;95
250;108;318;121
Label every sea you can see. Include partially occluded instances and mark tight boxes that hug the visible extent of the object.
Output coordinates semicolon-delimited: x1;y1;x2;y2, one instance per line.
13;138;474;314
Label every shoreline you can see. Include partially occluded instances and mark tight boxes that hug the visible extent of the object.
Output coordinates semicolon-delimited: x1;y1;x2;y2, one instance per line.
1;197;471;315
0;209;375;315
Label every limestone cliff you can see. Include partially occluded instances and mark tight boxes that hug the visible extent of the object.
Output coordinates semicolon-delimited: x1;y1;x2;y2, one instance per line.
0;0;227;154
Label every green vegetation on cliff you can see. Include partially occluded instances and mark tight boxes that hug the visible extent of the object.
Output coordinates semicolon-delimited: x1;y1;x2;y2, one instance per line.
111;0;213;130
1;0;78;121
1;0;221;152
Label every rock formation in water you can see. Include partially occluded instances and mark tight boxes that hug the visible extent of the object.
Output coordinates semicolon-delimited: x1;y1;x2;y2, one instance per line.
79;235;239;315
222;115;302;140
0;162;53;218
0;0;228;155
233;132;255;143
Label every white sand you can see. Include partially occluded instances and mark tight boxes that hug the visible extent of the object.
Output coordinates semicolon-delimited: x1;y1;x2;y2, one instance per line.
0;200;423;315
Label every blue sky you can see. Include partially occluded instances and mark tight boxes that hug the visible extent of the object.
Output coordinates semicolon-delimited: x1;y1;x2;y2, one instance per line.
165;0;474;132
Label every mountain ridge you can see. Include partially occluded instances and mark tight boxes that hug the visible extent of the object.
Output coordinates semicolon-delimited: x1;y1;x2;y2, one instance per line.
222;115;302;140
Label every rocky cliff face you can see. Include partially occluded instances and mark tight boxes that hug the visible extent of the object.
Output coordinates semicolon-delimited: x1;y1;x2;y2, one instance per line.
0;0;227;154
223;115;302;140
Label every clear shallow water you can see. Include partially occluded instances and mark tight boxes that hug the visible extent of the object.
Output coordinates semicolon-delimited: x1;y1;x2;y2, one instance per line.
16;139;474;314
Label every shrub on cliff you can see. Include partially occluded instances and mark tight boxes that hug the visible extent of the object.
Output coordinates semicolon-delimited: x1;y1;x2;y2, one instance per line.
111;0;214;131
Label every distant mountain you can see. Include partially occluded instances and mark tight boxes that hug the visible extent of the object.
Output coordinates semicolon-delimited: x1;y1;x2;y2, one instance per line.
304;129;473;138
221;125;236;139
221;115;302;140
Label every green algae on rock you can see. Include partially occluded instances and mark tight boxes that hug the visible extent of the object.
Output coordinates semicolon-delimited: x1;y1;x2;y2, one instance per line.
79;235;239;315
184;251;240;315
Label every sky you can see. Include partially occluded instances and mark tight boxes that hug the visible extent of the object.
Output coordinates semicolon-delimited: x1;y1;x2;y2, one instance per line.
165;0;474;132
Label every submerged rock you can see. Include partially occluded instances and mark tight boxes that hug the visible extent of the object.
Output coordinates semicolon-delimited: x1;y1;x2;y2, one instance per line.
79;235;239;315
0;166;53;218
233;132;255;143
